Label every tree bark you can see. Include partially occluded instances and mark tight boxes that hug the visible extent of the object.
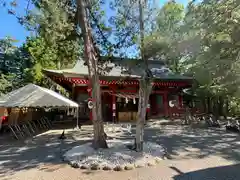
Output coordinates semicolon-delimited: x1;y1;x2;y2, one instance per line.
136;79;152;151
225;97;229;118
218;96;224;117
77;0;107;149
135;0;153;152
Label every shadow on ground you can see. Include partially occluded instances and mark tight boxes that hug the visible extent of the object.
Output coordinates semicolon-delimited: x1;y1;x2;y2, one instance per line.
120;120;240;163
173;163;240;180
0;119;240;178
0;127;92;177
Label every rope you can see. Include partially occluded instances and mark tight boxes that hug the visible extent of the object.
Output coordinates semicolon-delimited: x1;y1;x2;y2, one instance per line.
108;92;139;99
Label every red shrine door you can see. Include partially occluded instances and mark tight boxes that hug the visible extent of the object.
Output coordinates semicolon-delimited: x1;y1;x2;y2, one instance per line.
101;93;112;122
149;94;165;116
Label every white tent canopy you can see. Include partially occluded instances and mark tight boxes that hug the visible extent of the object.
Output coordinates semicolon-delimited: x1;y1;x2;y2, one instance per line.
0;83;79;108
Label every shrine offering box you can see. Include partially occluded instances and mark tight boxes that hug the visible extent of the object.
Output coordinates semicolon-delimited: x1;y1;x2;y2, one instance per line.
132;112;137;121
118;112;130;121
118;111;138;121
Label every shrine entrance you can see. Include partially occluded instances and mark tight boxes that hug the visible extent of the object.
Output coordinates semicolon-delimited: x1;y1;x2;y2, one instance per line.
149;94;165;116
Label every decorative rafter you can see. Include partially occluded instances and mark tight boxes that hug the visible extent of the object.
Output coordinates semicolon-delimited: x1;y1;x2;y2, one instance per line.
51;76;190;87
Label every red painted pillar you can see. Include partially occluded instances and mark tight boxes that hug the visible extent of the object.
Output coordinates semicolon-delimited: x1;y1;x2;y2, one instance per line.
71;84;75;100
112;94;116;123
163;92;168;117
110;85;117;123
87;87;92;121
146;101;150;120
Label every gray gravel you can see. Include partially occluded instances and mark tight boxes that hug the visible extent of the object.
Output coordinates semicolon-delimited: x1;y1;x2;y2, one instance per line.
64;140;165;169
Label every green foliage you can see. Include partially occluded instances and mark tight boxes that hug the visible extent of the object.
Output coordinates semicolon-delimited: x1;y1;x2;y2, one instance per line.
0;73;14;96
3;0;239;117
156;1;184;36
185;0;240;97
0;36;33;95
21;0;82;85
143;0;240;115
144;1;185;73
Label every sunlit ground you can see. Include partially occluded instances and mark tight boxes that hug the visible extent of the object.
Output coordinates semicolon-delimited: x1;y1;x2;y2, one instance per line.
0;119;239;180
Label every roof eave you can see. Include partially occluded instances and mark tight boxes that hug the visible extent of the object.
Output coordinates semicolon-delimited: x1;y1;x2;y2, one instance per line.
42;69;64;77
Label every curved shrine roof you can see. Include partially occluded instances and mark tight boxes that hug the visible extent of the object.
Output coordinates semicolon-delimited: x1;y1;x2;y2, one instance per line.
43;57;193;81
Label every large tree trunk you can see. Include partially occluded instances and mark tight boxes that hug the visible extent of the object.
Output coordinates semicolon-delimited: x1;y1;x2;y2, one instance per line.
218;96;224;117
77;0;107;149
225;97;229;118
135;0;152;152
135;79;152;151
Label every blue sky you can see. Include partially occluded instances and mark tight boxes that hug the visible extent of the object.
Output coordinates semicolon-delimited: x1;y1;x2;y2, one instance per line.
0;0;32;45
0;0;189;46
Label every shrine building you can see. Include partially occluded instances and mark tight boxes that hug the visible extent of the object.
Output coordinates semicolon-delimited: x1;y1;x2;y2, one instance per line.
43;57;193;122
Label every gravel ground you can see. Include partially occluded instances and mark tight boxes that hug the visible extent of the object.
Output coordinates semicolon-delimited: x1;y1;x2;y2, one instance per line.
64;139;165;168
0;120;240;180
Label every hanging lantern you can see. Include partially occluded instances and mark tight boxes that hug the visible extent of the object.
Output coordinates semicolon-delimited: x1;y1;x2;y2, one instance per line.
125;97;128;103
88;100;93;109
169;100;175;107
133;98;136;104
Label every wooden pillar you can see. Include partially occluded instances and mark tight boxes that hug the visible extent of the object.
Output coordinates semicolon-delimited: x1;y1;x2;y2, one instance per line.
87;87;92;121
146;101;150;120
71;84;76;100
112;94;116;123
163;92;168;117
111;85;117;123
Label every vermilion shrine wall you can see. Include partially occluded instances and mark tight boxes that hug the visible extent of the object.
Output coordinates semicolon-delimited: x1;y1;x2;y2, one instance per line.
50;76;191;121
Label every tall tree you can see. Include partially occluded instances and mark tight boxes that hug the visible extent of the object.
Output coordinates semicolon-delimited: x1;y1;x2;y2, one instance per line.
4;0;82;85
135;0;153;152
143;0;185;73
0;36;32;94
184;0;240;116
77;0;108;149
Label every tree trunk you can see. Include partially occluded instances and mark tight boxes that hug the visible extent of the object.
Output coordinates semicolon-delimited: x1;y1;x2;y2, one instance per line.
225;97;229;118
77;0;107;149
213;97;219;119
135;79;152;151
218;96;224;117
135;0;152;152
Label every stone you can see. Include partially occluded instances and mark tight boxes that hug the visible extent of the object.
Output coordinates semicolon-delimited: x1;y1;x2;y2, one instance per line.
80;165;89;169
163;156;168;160
68;161;73;166
155;157;162;163
102;165;112;171
64;140;166;170
147;162;155;166
113;165;124;171
135;164;144;168
124;164;134;170
71;162;79;168
90;163;100;170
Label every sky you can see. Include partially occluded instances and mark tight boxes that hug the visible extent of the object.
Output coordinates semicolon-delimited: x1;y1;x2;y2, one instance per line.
0;0;189;46
0;0;32;45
